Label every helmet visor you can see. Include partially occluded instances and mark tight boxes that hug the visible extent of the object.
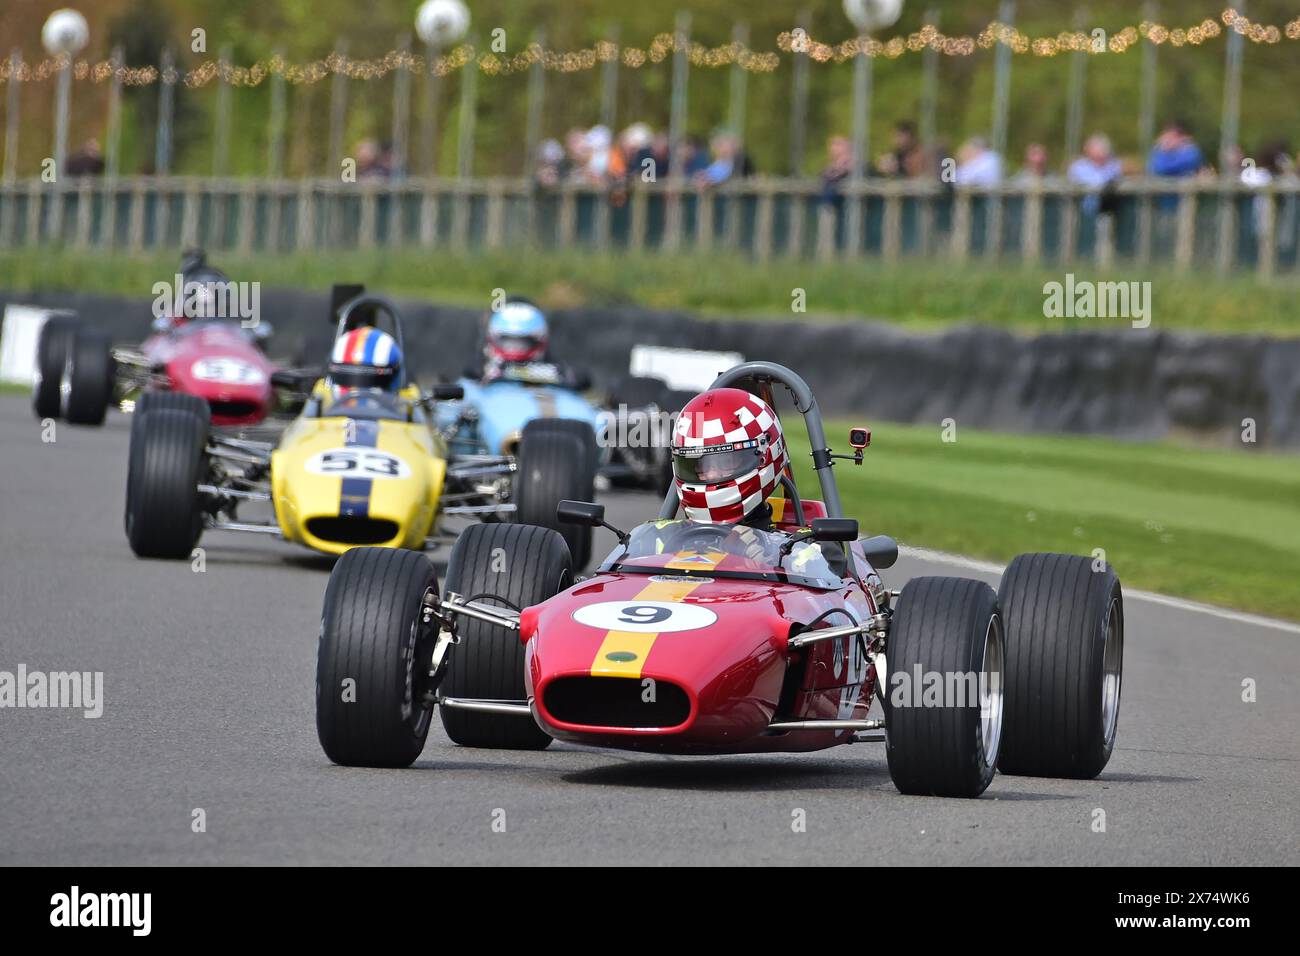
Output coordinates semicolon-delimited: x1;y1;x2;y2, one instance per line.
672;438;764;485
329;362;397;392
492;334;543;359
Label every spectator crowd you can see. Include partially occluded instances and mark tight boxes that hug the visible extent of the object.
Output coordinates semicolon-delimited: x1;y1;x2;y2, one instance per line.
533;122;753;190
812;118;1297;221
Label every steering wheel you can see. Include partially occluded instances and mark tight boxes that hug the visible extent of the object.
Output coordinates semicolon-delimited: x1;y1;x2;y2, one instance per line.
673;524;731;553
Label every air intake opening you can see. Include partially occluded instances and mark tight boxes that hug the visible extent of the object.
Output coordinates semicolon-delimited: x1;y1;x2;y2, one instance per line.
543;676;691;729
209;400;260;419
306;517;400;545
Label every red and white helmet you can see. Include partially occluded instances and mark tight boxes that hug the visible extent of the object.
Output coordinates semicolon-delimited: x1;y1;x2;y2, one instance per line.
671;388;788;524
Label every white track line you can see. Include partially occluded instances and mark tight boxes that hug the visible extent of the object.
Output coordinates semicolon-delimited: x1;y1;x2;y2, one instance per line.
897;545;1300;636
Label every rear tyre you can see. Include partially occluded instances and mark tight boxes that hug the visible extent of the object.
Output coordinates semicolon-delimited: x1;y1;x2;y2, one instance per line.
608;378;688;494
125;396;210;558
609;375;670;410
316;547;440;767
64;329;116;426
31;317;80;420
514;418;596;569
659;390;699;494
885;576;1004;798
439;522;572;750
997;553;1124;779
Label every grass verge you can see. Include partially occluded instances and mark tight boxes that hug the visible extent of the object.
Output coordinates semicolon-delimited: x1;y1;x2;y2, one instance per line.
1;248;1296;335
788;420;1300;621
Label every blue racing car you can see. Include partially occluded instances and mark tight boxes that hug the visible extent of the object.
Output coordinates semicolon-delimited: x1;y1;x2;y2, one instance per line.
436;298;687;566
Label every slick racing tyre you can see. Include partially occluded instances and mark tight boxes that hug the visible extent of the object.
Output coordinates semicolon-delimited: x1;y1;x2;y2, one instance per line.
610;375;671;410
515;418;596;569
885;576;1005;798
125;394;210;558
31;316;80;421
607;377;685;494
438;522;572;750
316;547;441;768
133;389;208;419
125;391;206;533
659;389;697;495
64;329;116;426
997;553;1124;779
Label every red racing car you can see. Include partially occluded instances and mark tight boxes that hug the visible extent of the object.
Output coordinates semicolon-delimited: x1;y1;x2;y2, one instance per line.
315;361;1124;798
31;254;280;428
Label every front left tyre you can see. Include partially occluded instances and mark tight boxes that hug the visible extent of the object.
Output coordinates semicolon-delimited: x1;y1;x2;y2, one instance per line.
884;576;1005;798
316;547;441;768
64;328;116;426
125;394;210;558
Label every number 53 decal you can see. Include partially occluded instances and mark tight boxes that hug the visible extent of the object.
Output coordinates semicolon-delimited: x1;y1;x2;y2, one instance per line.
572;601;717;633
305;448;412;480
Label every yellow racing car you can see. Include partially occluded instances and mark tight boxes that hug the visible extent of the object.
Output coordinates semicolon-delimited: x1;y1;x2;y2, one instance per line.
123;291;595;560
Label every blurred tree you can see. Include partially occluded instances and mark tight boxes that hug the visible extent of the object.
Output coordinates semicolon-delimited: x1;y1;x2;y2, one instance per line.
0;0;1296;177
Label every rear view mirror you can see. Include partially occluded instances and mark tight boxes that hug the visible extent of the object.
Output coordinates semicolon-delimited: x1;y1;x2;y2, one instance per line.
557;500;605;527
848;427;871;449
858;534;898;570
811;517;858;542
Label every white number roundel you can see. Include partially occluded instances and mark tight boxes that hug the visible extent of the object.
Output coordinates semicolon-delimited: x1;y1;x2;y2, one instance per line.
572;600;717;633
191;356;265;385
305;448;411;480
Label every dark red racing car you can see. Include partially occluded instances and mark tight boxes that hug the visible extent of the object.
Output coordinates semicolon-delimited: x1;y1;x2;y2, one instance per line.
315;362;1124;798
31;253;280;428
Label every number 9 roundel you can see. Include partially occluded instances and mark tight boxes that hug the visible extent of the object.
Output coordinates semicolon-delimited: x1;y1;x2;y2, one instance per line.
572;601;717;633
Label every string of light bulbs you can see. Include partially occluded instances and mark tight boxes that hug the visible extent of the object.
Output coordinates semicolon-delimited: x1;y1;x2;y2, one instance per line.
0;7;1295;87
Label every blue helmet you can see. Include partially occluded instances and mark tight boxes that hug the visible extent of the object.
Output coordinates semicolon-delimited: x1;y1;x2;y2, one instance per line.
487;301;548;363
329;326;402;398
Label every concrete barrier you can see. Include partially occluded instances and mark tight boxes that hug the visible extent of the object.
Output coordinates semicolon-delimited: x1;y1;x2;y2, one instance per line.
2;288;1296;448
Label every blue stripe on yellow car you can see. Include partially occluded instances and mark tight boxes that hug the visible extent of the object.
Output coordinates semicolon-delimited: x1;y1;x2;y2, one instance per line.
589;563;714;678
339;419;379;518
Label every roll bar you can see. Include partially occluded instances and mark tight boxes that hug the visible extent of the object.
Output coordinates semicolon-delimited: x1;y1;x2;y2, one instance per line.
658;361;844;520
333;292;408;389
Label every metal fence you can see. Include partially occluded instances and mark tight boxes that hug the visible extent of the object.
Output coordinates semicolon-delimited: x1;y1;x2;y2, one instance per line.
2;176;1298;277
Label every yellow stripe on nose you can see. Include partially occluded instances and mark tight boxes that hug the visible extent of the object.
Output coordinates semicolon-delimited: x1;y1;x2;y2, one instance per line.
591;631;660;677
588;564;712;677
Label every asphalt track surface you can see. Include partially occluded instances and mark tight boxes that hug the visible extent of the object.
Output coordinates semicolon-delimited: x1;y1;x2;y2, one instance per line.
1;396;1296;866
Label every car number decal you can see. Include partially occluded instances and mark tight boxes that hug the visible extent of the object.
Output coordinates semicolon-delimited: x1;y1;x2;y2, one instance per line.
191;356;266;385
306;447;411;480
573;600;717;634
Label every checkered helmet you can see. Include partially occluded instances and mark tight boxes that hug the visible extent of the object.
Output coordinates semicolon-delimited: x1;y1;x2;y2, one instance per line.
671;388;788;524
